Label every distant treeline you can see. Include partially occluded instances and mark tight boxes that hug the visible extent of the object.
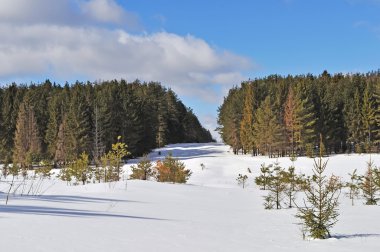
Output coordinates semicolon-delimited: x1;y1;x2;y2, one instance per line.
0;80;213;166
217;70;380;156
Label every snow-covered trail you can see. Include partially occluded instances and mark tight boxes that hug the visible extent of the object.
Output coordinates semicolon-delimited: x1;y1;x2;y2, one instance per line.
1;143;380;252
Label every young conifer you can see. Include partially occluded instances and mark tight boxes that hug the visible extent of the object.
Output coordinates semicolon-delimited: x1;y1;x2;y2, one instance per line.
361;159;379;205
255;163;273;190
346;169;362;206
266;161;286;209
130;155;154;180
295;157;340;239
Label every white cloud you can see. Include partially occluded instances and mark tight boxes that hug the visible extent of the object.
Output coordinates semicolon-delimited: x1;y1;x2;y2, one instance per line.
0;0;254;138
80;0;140;27
0;24;251;97
0;0;140;28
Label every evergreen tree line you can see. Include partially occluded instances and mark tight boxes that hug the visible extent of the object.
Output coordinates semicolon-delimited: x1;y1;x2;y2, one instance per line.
0;80;213;167
218;70;380;156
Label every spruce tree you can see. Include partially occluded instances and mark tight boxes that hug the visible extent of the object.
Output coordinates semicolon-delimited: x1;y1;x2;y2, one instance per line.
130;155;154;180
346;169;362;206
284;86;300;155
240;83;255;154
361;83;376;151
361;159;379;205
266;161;286;209
282;165;305;208
346;88;363;149
55;116;71;165
255;163;273;190
13;100;41;168
296;157;340;239
253;96;281;157
155;153;192;183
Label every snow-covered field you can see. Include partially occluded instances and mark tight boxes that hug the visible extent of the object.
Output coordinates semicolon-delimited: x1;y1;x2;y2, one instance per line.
1;143;379;252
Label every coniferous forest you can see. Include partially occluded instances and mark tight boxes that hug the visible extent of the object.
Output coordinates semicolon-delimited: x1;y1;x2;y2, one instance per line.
0;79;213;166
218;70;380;157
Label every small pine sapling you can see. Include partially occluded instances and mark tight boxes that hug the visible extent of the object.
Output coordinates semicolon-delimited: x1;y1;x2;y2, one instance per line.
61;152;91;185
130;155;154;180
374;168;380;190
345;169;362;206
267;161;286;209
155;153;192;183
255;163;273;190
282;166;305;208
305;143;314;158
236;174;248;189
361;159;379;205
295;157;340;239
263;194;275;210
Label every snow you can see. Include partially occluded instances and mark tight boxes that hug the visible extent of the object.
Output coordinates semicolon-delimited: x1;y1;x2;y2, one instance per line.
1;143;380;252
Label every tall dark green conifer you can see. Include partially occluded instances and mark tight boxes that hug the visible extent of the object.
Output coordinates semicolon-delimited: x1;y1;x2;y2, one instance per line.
240;83;255;154
362;83;376;151
253;96;281;157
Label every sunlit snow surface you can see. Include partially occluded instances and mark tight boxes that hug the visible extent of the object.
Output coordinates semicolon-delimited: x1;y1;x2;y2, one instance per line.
1;143;379;252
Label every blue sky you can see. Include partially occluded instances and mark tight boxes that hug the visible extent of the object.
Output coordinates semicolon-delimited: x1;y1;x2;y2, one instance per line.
126;0;380;75
0;0;380;140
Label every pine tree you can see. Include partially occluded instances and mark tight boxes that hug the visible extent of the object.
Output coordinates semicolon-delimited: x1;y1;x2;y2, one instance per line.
284;84;316;155
156;97;168;148
59;152;91;185
253;96;281;157
240;84;255;154
346;169;362;206
361;159;379;205
296;157;340;239
103;136;130;182
255;163;273;190
284;86;299;155
45;89;67;159
362;83;376;152
92;104;105;165
54;116;71;165
266;161;286;209
217;87;243;154
282;165;305;208
155;153;192;183
130;155;154;180
13;100;41;168
0;84;25;163
66;84;93;157
346;88;363;149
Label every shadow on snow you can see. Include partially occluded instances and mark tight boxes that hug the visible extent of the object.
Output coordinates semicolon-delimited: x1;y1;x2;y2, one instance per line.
333;233;380;239
0;205;168;220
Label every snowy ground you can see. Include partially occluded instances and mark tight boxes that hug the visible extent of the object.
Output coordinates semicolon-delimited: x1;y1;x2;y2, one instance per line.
1;143;380;252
